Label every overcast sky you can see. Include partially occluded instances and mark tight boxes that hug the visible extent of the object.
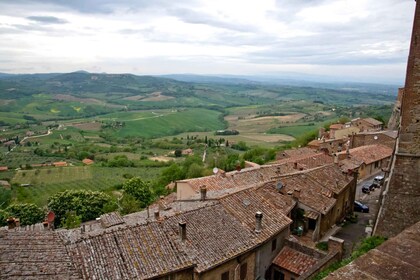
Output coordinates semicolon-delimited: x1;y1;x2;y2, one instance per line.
0;0;416;84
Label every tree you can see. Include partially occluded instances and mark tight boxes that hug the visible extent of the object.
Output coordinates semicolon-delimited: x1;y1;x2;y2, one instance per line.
62;211;82;229
174;149;182;157
48;190;111;227
123;177;153;208
118;193;142;215
6;203;45;226
186;163;205;179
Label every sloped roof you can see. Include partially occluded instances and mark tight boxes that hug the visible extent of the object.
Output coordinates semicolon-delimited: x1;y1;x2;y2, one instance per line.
277;147;317;159
161;204;258;272
177;164;296;194
0;230;81;279
306;164;354;195
363;117;383;126
325;221;420;280
66;222;194;279
220;187;293;242
337;145;393;165
82;158;94;165
330;124;344;130
274;153;334;171
278;172;336;214
273;246;318;275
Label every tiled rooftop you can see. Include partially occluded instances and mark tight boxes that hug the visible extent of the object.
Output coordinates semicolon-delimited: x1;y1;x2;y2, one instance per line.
0;229;81;279
337;144;393;165
306;164;354;195
277;171;336;214
273;152;333;170
363;117;383;126
178;163;297;194
220;186;293;242
66;222;194;279
273;246;318;275
325;221;420;280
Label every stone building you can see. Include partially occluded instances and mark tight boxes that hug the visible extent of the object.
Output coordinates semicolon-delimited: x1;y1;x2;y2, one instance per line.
374;0;420;238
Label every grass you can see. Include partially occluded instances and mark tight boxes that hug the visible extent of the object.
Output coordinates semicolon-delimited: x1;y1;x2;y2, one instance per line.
10;166;162;206
313;236;387;279
104;108;225;138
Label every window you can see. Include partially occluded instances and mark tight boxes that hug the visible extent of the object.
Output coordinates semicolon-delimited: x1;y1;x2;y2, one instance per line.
221;271;229;280
271;238;277;251
273;270;285;280
375;161;379;168
240;263;247;280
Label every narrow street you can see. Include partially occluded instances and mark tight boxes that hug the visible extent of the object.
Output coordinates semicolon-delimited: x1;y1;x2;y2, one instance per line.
334;172;383;257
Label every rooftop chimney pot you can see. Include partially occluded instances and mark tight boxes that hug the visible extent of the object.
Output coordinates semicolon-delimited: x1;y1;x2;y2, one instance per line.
255;212;263;233
200;185;207;201
154;210;160;220
179;221;187;241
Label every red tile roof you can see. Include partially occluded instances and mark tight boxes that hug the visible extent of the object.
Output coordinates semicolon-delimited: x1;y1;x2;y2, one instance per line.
274;153;333;170
330;124;344;130
306;164;354;195
363;117;383;126
337;144;393;165
0;166;8;171
273;246;318;275
278;171;336;214
82;158;94;165
177;164;296;194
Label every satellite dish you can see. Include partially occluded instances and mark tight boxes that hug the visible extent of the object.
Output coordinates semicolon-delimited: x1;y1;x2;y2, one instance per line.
213;167;219;174
276;182;283;191
46;211;55;223
374;136;378;140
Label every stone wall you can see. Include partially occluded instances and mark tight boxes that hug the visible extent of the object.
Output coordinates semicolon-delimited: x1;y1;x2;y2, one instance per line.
375;1;420;238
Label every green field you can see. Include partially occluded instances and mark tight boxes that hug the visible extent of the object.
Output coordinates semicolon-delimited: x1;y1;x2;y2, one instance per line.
10;166;162;206
101;108;225;138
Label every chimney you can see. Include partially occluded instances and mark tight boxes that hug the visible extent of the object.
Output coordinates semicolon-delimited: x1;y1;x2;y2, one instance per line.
334;154;339;165
179;221;187;241
7;218;16;230
154;210;160;220
293;189;301;200
328;236;344;260
293;162;298;169
158;196;165;211
335;179;339;188
80;224;86;234
346;141;350;158
200;185;207;201
255;212;263;233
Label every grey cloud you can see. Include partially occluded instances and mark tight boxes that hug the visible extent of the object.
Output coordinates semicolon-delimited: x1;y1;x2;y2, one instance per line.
167;7;256;33
27;16;67;24
11;0;192;14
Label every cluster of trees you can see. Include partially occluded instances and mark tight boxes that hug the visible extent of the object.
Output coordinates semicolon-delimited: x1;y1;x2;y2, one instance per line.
0;177;156;229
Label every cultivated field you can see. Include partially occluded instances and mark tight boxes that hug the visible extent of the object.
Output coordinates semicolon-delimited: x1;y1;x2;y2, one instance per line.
10;166;162;206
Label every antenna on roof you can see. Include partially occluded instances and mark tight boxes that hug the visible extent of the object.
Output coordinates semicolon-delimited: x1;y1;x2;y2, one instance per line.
213;167;219;175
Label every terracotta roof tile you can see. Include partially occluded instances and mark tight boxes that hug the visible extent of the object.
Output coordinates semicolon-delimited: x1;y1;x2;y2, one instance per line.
66;222;194;279
306;164;354;195
325;221;420;280
273;246;318;275
178;164;296;194
278;172;336;214
337;144;393;165
220;187;293;242
0;230;81;279
161;204;257;272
